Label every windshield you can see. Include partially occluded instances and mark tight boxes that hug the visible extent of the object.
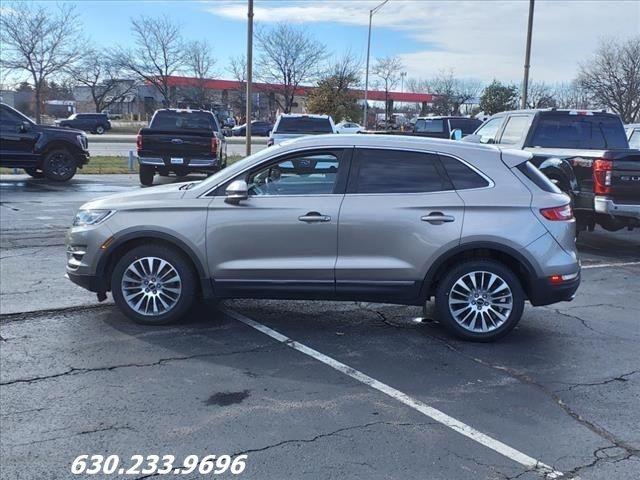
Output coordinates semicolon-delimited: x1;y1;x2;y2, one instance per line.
528;114;629;149
151;111;216;130
275;117;333;134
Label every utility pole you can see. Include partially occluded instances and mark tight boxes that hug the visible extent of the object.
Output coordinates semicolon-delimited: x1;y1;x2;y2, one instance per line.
363;0;389;129
521;0;535;109
245;0;253;156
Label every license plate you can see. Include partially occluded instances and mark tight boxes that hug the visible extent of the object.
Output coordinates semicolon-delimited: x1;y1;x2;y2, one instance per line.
170;157;183;165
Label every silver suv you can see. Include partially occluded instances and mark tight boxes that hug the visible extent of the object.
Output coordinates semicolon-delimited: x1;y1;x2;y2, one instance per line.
66;135;580;341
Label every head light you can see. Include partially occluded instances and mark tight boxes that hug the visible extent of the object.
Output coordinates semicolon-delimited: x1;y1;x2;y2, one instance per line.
72;209;114;226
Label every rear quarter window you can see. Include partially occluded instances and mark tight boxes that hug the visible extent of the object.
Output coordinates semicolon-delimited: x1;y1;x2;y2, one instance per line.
516;161;561;193
439;155;490;189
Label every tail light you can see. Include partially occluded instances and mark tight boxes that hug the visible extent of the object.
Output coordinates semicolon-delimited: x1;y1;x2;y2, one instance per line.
593;159;613;195
211;136;219;155
540;204;573;221
136;134;143;151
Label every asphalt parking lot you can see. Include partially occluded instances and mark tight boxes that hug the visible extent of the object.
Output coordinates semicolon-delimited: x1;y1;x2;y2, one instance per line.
1;174;639;480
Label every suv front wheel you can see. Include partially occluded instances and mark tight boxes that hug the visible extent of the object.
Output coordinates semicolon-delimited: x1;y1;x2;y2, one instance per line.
42;149;77;182
111;244;197;325
435;259;525;342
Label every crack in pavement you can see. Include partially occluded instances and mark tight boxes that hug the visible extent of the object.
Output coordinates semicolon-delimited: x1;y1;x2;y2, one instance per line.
8;425;134;448
355;302;413;328
560;445;638;479
426;334;640;460
0;344;279;387
543;307;608;336
554;370;639;392
130;422;436;480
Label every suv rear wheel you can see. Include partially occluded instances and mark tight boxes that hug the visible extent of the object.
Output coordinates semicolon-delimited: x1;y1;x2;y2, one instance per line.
435;259;525;342
111;245;197;325
139;165;155;186
95;125;105;135
42;149;77;182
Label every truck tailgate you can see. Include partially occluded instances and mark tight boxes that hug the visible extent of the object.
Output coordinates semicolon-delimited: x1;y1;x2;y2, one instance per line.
140;129;213;158
605;151;640;203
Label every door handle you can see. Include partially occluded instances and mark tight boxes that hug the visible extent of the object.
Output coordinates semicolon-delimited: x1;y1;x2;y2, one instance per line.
421;212;455;224
298;211;331;223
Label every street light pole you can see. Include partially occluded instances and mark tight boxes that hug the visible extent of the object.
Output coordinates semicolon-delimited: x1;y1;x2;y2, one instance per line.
363;0;389;128
245;0;253;156
521;0;535;109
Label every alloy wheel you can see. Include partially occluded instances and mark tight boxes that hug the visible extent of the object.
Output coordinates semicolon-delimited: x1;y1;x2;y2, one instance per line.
121;256;182;316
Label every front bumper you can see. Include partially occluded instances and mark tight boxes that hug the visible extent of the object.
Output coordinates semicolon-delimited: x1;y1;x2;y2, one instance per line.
528;273;580;306
66;271;105;293
594;196;640;220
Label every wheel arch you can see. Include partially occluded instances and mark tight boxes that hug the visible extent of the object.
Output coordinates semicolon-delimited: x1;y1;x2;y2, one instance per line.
39;140;84;165
420;242;538;302
96;231;212;298
537;157;579;193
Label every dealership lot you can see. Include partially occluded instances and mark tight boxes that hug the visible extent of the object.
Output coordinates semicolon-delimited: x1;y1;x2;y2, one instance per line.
1;174;639;479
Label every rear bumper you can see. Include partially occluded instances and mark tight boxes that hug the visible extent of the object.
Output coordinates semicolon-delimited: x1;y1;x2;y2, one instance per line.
138;156;220;169
527;274;580;306
594;196;640;220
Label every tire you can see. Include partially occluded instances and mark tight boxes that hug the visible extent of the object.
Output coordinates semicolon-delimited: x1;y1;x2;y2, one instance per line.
111;244;197;325
24;167;44;178
139;165;155;186
434;259;525;342
42;149;77;182
95;125;105;135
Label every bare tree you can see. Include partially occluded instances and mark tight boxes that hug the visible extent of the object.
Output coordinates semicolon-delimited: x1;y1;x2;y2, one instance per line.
256;23;327;113
526;81;557;109
226;55;248;119
112;15;186;107
405;78;429;113
553;80;592;109
67;53;137;113
307;52;362;121
578;37;640;123
0;2;83;122
372;56;403;124
427;71;482;116
182;40;217;107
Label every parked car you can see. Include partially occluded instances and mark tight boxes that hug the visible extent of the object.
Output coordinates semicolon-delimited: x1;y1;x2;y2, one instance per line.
336;121;363;134
136;109;227;186
463;109;640;233
231;120;273;137
625;123;640;149
267;113;336;146
56;113;111;134
368;116;482;139
66;134;579;342
0;102;89;181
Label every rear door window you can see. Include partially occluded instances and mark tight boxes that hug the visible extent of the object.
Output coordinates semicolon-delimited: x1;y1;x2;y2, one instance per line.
498;115;533;145
528;114;628;149
350;149;453;194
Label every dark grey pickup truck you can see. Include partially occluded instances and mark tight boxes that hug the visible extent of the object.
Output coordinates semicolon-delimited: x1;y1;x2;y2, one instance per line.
137;109;227;186
464;109;640;234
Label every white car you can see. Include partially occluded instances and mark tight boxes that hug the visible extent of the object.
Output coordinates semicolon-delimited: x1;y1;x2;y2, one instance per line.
336;121;363;134
268;114;336;146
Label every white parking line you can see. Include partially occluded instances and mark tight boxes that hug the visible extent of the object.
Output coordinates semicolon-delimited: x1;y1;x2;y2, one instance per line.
225;309;565;479
582;261;640;269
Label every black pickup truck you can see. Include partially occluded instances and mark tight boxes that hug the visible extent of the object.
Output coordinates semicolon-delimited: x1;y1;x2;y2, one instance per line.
464;109;640;233
0;102;89;181
137;109;227;186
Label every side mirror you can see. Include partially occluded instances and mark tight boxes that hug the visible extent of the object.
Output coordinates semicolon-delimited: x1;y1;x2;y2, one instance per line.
225;180;248;204
18;121;31;133
450;129;463;141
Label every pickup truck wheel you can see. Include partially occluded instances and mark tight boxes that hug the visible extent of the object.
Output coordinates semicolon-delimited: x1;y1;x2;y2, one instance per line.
139;165;155;186
435;259;525;342
111;245;197;325
42;149;77;182
95;125;105;135
24;168;44;178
